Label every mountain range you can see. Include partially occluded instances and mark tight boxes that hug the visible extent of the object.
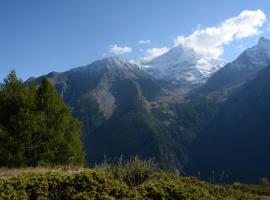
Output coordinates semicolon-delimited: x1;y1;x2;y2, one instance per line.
31;57;190;170
28;37;270;183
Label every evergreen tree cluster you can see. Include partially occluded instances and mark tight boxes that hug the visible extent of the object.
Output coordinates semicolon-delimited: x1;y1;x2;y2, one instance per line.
0;71;85;167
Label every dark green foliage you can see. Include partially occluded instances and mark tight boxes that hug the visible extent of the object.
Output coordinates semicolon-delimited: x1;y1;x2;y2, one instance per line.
0;166;269;200
149;95;220;171
0;71;29;166
0;71;84;167
76;95;105;132
174;95;220;145
0;170;138;200
138;176;214;200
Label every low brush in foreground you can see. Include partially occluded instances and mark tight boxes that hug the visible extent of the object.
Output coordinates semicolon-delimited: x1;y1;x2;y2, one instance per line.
1;158;270;199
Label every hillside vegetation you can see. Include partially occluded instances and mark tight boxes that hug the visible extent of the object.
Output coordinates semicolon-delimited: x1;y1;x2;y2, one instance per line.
1;158;270;200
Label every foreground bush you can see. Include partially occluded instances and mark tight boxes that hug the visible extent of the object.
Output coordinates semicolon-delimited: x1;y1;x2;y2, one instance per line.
0;158;269;199
1;167;270;200
97;156;158;187
0;170;139;199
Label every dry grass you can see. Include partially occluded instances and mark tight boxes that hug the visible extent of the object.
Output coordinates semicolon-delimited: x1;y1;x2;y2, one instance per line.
0;166;86;179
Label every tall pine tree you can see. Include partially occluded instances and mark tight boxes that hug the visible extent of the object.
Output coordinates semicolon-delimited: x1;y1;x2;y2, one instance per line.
0;70;28;166
34;77;84;166
0;71;85;167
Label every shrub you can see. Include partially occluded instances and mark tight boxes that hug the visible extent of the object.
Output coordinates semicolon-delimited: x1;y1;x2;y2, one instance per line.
259;177;269;186
0;160;269;200
0;170;139;200
97;156;158;187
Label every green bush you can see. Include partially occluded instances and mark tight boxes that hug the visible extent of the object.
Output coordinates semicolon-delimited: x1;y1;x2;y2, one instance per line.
1;158;269;199
97;156;157;187
0;170;140;200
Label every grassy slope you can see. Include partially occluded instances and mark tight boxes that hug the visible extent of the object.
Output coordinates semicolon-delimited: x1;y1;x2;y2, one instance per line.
1;167;270;200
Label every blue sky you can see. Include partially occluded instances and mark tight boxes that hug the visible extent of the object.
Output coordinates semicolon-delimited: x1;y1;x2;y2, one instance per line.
1;0;270;81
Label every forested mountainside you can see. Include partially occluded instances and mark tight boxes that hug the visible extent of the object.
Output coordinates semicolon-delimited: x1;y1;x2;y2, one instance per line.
188;65;270;183
30;56;218;171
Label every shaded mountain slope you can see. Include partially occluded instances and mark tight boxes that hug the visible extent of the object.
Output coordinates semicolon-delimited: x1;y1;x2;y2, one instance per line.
199;37;270;93
189;65;270;183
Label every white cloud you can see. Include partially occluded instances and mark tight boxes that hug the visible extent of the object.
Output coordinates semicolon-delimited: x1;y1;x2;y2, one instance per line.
110;44;132;54
138;40;151;44
142;47;170;61
174;9;266;58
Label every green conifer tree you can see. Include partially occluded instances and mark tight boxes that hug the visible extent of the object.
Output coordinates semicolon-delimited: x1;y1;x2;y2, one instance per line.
0;70;27;166
0;72;85;167
34;77;85;166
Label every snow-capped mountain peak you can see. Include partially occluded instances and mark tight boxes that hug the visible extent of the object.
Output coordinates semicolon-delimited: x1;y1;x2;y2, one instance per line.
137;45;225;85
200;37;270;93
231;37;270;70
